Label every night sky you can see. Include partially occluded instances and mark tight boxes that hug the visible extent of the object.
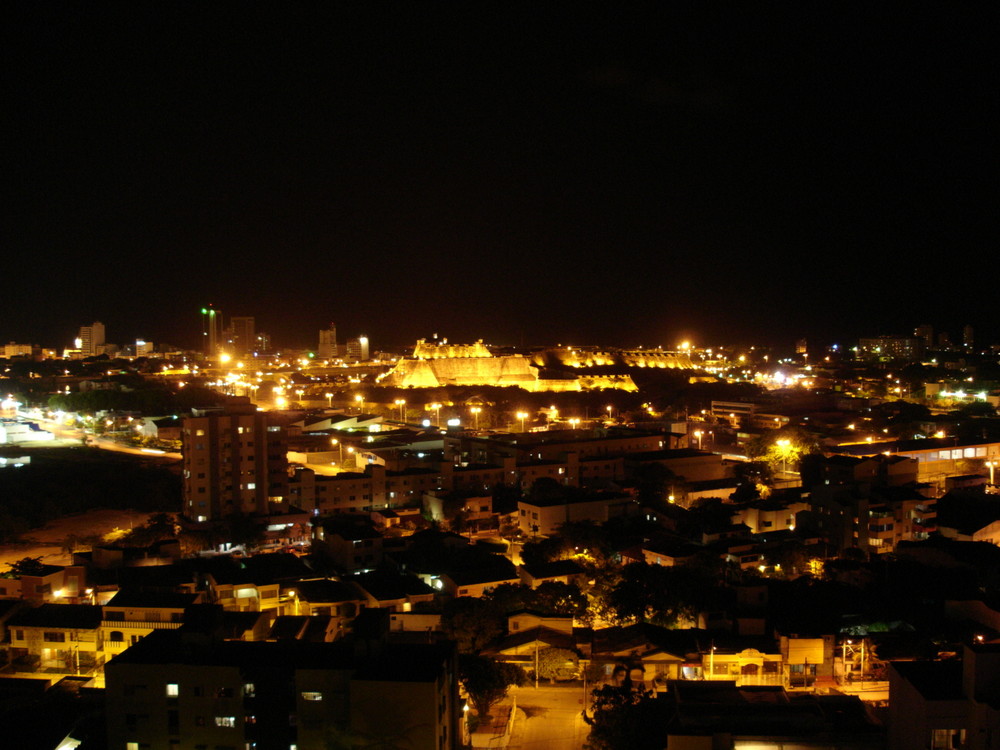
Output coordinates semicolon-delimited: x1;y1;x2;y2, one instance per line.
4;5;997;352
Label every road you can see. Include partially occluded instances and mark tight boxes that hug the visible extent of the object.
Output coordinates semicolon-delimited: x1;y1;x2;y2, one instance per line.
508;684;589;750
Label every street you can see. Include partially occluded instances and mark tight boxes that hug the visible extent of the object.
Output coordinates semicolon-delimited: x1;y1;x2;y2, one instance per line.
508;684;589;750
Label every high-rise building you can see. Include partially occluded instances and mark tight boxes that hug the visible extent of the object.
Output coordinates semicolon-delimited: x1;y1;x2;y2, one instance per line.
135;339;154;356
318;322;338;359
857;335;923;361
202;307;221;357
181;403;289;522
963;324;974;351
346;336;369;362
229;316;255;357
914;324;934;350
78;321;105;357
255;331;271;354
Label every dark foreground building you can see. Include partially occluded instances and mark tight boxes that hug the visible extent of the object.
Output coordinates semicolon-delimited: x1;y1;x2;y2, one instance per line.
105;628;459;750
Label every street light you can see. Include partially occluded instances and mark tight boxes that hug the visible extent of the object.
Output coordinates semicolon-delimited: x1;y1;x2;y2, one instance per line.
355;394;364;413
776;439;791;476
693;430;703;450
325;392;333;408
516;411;528;432
469;406;481;429
395;399;407;421
429;403;442;426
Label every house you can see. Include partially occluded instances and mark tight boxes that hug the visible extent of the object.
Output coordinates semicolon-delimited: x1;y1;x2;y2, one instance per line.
102;591;201;657
517;492;636;536
518;559;586;588
438;562;520;598
350;571;436;612
286;578;365;629
0;564;88;603
8;603;104;674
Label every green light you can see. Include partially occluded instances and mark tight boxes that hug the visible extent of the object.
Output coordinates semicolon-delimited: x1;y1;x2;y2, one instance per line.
201;308;208;314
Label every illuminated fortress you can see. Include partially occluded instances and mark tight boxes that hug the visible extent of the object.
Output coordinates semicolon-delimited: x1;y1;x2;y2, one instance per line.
380;339;694;391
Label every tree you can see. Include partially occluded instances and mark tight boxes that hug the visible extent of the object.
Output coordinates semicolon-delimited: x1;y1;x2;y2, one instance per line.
3;556;47;578
459;655;527;719
536;647;579;683
607;562;707;627
440;597;504;654
584;681;665;750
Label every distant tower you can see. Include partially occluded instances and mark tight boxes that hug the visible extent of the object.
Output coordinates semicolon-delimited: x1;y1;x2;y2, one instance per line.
78;321;105;357
318;322;338;359
795;339;808;355
914;324;934;350
229;316;255;357
255;332;271;354
346;336;369;362
201;307;220;357
963;324;974;351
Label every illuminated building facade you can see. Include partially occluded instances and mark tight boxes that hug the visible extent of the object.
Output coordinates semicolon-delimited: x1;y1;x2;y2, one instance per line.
78;321;105;357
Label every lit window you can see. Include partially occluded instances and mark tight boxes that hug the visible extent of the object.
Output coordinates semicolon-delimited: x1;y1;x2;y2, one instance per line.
243;683;255;697
127;743;139;750
166;683;179;697
215;716;236;728
301;691;323;701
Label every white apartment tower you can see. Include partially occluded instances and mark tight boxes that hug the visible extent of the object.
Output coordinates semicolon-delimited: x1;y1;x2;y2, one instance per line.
78;321;105;357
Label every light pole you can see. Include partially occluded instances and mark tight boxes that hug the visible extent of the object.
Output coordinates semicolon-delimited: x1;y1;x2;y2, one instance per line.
395;399;407;421
296;388;304;405
694;430;703;450
470;406;481;429
428;403;442;426
517;411;528;432
325;392;333;408
355;394;364;413
988;460;997;485
776;439;791;477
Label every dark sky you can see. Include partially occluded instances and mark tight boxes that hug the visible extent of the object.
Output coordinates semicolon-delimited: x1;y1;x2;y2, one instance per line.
4;5;997;352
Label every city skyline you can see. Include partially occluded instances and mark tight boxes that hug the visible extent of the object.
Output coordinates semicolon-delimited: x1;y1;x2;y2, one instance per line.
4;6;996;350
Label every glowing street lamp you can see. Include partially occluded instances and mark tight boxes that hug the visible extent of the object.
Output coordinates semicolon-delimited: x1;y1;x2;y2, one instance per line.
776;438;791;475
296;388;304;404
693;430;703;450
325;392;333;407
395;399;407;421
988;460;997;485
427;403;443;426
469;406;481;429
516;411;528;432
355;394;364;413
568;417;580;430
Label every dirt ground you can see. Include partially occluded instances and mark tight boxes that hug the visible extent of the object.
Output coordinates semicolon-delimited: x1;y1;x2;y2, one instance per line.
0;508;155;570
